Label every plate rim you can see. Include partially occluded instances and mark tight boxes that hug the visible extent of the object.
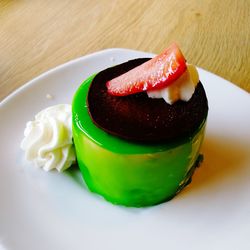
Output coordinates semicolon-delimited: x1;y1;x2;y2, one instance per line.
1;48;248;107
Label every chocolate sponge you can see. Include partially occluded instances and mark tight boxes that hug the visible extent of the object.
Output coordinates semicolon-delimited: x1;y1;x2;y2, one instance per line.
87;58;208;143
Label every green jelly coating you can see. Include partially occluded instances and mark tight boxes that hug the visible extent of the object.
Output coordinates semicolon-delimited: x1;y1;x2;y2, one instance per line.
72;75;207;207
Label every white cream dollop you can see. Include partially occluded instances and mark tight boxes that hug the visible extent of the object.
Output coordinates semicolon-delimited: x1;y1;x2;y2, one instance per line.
147;64;199;104
20;104;76;172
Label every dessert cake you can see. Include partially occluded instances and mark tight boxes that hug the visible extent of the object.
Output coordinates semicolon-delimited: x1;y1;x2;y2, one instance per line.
72;44;208;207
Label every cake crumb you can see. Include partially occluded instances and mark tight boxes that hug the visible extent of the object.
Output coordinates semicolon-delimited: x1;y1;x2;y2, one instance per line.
110;57;115;63
46;94;53;100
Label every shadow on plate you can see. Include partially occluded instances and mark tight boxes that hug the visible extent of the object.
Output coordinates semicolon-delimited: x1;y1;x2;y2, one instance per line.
189;135;249;191
64;163;87;189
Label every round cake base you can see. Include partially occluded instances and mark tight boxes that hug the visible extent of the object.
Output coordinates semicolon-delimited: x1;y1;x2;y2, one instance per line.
73;123;205;207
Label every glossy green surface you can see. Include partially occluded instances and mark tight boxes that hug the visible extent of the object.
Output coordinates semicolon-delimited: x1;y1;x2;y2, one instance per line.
72;75;206;207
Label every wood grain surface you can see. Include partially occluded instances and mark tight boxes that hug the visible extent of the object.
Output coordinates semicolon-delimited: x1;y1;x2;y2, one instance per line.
0;0;249;101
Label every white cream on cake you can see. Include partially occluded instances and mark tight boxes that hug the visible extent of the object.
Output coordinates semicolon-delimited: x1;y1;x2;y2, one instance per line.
147;64;199;104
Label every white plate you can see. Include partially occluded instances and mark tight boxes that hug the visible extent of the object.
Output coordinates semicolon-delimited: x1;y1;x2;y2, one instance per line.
0;49;250;250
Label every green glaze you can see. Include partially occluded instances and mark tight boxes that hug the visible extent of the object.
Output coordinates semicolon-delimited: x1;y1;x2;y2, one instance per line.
72;75;207;207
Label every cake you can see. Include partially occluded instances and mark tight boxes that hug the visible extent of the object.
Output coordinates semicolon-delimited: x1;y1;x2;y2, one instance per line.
72;44;208;207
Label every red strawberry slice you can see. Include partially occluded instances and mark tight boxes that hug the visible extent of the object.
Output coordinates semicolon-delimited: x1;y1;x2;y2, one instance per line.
106;43;187;96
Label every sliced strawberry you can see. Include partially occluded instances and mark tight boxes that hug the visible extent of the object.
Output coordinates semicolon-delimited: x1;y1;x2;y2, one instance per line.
106;43;187;96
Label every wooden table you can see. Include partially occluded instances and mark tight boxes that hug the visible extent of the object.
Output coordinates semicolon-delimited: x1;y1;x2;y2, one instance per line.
1;0;249;101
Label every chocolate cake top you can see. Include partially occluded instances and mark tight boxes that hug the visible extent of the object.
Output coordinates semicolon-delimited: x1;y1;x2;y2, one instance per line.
87;58;208;143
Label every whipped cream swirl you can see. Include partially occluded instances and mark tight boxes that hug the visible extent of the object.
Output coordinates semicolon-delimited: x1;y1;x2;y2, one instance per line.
20;104;75;172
